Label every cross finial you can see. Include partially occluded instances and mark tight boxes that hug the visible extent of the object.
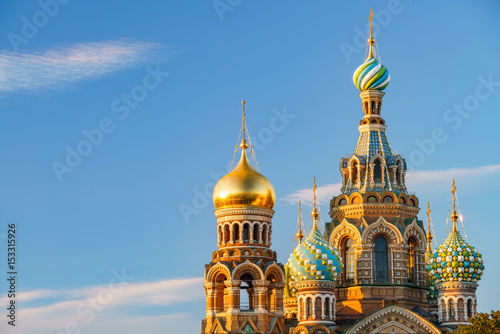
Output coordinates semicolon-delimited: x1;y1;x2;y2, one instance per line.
426;201;431;229
451;179;458;231
367;7;376;59
294;201;304;244
311;177;319;230
240;101;248;149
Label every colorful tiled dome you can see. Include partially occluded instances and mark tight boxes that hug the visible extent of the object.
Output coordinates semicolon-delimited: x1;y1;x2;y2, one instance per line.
427;230;484;283
353;56;390;91
287;223;343;282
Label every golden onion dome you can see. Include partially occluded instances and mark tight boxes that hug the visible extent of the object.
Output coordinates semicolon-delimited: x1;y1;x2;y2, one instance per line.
213;139;275;210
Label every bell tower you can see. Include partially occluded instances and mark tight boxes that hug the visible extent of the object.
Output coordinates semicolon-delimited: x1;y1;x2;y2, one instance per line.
201;102;286;334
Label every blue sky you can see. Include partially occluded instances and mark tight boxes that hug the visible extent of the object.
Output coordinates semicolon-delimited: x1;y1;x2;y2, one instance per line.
0;1;499;333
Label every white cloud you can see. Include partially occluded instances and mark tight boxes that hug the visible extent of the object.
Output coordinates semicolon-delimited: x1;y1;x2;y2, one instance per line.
0;276;204;333
0;40;168;92
281;182;342;206
281;164;500;204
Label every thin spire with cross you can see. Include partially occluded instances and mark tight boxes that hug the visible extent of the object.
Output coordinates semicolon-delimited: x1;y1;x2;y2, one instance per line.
426;201;433;255
367;7;376;59
294;201;304;245
311;177;320;231
451;179;458;232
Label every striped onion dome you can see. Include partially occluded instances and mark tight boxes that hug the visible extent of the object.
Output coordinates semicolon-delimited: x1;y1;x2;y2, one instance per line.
427;229;484;284
353;56;390;91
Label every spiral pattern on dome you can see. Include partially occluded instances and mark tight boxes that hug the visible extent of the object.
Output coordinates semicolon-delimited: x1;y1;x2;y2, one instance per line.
353;57;390;91
426;231;484;284
287;228;342;282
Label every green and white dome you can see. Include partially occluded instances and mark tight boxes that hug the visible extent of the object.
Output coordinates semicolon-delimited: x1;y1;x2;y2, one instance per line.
427;229;484;284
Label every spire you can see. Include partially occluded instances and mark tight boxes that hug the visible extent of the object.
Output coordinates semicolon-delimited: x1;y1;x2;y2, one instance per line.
311;177;319;231
294;201;304;245
367;7;375;59
426;201;433;254
451;179;458;232
240;100;248;149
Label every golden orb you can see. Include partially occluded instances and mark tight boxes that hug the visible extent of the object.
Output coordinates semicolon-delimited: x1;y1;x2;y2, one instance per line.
213;145;275;210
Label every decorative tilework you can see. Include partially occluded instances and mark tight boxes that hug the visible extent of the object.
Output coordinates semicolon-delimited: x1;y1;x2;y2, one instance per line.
287;227;343;282
427;230;485;283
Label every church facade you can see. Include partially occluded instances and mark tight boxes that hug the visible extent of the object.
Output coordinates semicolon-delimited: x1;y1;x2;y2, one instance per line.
201;9;485;334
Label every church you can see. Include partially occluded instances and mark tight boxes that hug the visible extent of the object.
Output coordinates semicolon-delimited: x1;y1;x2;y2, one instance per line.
200;9;485;334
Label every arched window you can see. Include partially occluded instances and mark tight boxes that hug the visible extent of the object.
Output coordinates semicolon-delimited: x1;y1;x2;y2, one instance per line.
449;299;455;318
374;236;389;283
407;238;416;284
364;101;368;115
352;161;358;184
467;299;473;317
377;101;381;114
263;225;268;245
240;273;254;311
325;297;330;317
234;224;240;243
344;238;355;284
371;101;375;114
374;160;382;183
215;273;227;313
243;223;249;241
224;225;230;243
253;224;259;242
307;298;312;318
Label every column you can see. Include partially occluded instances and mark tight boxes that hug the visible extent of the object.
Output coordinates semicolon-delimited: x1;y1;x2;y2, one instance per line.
454;302;458;321
249;225;254;244
239;225;243;244
321;296;325;320
392;167;398;187
253;280;269;312
297;297;302;320
258;226;263;244
273;283;285;316
464;300;468;321
438;299;442;322
224;280;241;315
331;299;335;320
356;167;362;187
230;225;235;244
204;282;217;317
381;165;386;187
369;163;375;187
221;226;226;246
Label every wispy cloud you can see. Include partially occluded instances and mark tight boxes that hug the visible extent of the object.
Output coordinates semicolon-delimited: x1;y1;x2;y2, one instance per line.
0;40;169;93
0;276;203;334
281;164;500;204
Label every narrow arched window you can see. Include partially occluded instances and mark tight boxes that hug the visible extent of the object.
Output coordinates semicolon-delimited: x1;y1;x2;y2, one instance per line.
224;225;230;243
407;238;416;284
253;224;259;242
307;298;312;318
243;223;249;241
374;236;389;283
467;299;473;317
352;161;358;184
234;224;240;242
344;238;355;284
449;300;455;318
374;160;382;182
371;101;375;114
325;297;330;317
263;225;268;245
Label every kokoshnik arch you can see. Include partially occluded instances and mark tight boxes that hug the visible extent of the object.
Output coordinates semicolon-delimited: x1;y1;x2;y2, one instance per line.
200;8;485;334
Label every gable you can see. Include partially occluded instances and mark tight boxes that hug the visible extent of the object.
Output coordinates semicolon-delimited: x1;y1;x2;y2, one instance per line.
346;305;441;334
